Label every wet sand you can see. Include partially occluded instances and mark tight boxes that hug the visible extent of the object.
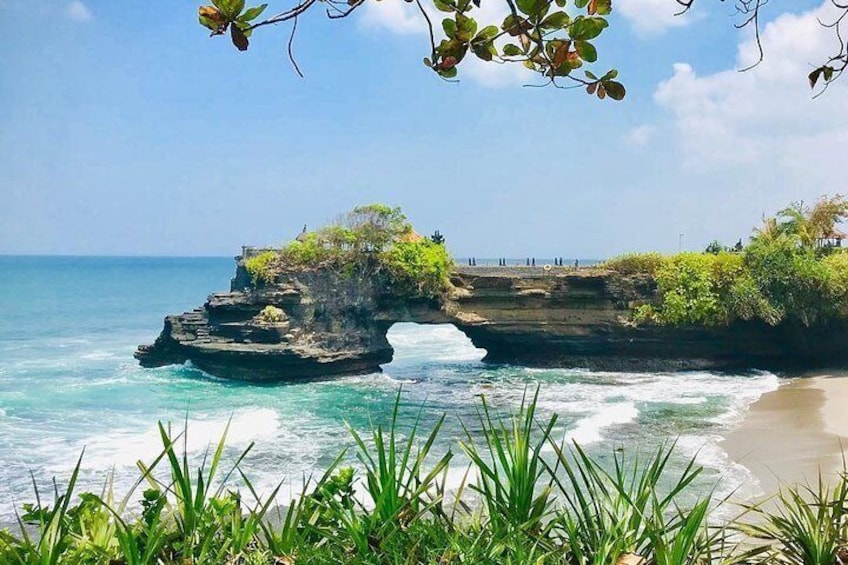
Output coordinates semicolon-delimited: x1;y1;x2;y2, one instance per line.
721;373;848;497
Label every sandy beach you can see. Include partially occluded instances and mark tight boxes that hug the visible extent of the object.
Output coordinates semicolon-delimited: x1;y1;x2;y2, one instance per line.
721;372;848;497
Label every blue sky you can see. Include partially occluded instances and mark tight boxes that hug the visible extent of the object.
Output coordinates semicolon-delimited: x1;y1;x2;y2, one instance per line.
1;0;843;258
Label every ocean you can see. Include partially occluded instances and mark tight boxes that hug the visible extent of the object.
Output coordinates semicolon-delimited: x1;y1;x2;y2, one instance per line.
0;256;779;522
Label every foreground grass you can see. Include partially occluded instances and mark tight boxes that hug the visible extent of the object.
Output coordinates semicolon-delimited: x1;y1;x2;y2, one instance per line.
1;388;847;564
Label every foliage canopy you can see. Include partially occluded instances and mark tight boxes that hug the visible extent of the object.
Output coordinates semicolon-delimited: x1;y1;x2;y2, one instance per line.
617;194;848;328
244;204;454;299
196;0;848;97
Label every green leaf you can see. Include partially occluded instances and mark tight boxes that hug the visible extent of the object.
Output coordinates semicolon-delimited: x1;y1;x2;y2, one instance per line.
474;25;499;40
240;3;267;21
569;16;608;40
472;42;495;61
541;11;570;28
603;80;625;100
230;22;249;50
594;0;611;15
212;0;245;19
455;13;477;41
574;0;589;8
502;43;523;56
439;66;458;78
601;68;617;80
823;66;835;81
516;0;541;17
235;20;253;36
575;40;597;62
808;68;822;88
199;15;221;31
584;70;598;80
555;0;566;6
443;18;457;38
502;14;531;35
434;0;456;12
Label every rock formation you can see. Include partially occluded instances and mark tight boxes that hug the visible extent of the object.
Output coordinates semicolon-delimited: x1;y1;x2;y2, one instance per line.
135;256;848;380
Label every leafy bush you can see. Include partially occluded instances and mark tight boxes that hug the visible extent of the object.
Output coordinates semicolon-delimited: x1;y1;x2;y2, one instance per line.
244;251;279;285
380;239;454;299
726;273;784;325
279;233;330;266
241;205;455;300
257;305;284;323
645;253;742;326
602;252;667;276
823;252;848;316
744;237;835;326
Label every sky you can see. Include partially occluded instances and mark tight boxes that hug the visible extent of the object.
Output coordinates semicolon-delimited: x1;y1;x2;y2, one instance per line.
1;0;845;258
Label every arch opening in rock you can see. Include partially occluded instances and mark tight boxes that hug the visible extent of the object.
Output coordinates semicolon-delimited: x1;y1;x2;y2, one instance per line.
382;322;486;370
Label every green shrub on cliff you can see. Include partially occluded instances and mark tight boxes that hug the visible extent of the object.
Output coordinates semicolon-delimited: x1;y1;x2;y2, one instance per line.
637;195;848;328
281;232;331;265
602;252;668;276
641;241;848;328
823;252;848;316
744;236;835;326
652;254;727;325
245;251;279;285
258;305;285;323
639;252;742;326
380;238;454;299
245;205;454;299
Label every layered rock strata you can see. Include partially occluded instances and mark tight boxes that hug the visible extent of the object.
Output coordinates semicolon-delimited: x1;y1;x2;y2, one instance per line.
135;259;848;380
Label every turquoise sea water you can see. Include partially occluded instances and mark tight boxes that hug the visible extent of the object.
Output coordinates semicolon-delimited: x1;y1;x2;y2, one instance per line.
0;256;779;522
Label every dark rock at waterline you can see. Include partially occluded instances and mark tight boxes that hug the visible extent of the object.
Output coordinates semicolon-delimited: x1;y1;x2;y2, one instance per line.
135;257;848;380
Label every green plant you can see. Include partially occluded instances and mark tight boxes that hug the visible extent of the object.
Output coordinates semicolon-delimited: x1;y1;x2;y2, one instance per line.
603;252;668;276
244;250;278;285
823;251;848;316
549;441;707;564
135;419;278;562
380;238;454;299
7;388;848;564
460;387;556;541
339;390;452;552
2;452;87;565
744;237;834;326
248;205;456;300
738;473;848;564
257;304;284;323
653;253;731;325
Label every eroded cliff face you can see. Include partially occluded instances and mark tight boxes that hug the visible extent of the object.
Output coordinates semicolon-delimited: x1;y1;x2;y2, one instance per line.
135;259;848;380
135;263;399;380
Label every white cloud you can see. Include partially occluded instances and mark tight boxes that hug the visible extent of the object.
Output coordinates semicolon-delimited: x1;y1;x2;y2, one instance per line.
617;0;693;35
66;0;92;22
654;0;848;180
360;0;428;34
359;0;530;87
625;124;657;146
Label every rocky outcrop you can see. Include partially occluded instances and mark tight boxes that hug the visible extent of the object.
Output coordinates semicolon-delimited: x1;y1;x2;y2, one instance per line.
135;258;848;380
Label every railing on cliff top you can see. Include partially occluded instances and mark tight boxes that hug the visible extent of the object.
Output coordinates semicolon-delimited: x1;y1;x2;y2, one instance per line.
240;247;602;274
241;246;277;259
